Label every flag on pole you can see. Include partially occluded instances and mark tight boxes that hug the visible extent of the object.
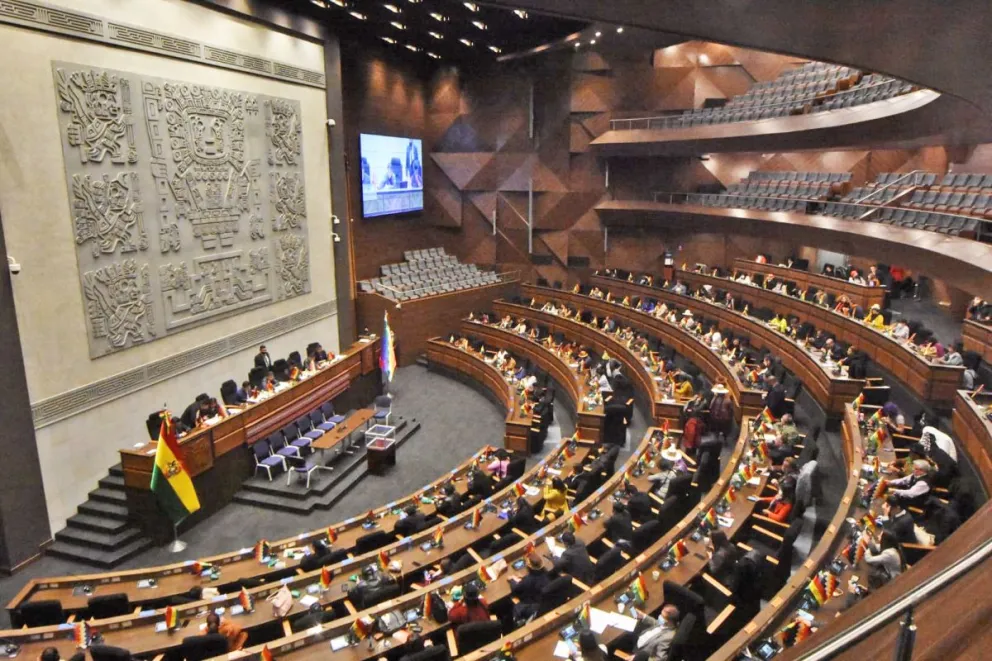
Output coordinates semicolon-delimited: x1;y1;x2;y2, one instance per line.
433;526;444;547
351;616;374;641
578;601;591;627
631;573;648;602
670;539;688;562
260;647;274;661
422;592;434;620
326;527;337;545
164;605;178;630
569;512;584;532
756;440;770;463
472;508;483;529
73;622;91;648
872;480;889;500
724;485;738;506
239;587;254;612
513;482;527;497
320;565;331;590
703;507;718;529
477;565;492;585
852;393;865;411
807;574;829;605
380;312;397;383
378;550;390;571
150;414;201;524
254;540;270;562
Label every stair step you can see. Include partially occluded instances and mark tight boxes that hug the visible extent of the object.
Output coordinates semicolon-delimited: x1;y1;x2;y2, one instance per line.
66;513;130;534
46;536;153;569
108;463;125;477
78;500;129;520
89;488;127;504
55;525;144;551
98;474;126;490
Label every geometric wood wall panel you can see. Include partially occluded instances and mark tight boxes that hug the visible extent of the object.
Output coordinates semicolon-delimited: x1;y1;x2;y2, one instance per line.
53;63;311;358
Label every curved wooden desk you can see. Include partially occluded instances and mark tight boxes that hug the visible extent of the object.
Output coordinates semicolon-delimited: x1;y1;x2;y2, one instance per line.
952;390;992;491
10;442;488;619
521;284;761;418
591;274;864;416
679;268;964;407
491;299;683;427
462;319;605;441
731;258;886;311
425;338;534;452
209;429;663;661
962;319;992;364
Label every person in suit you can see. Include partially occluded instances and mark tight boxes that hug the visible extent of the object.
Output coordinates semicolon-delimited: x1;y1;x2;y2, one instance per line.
763;374;788;419
706;530;739;588
624;484;654;521
313;343;330;363
631;604;680;661
180;394;211;431
881;495;916;544
40;649;85;661
254;345;272;370
508;496;536;532
232;381;251;404
462;468;493;506
604;501;633;543
553;532;596;585
393;505;428;537
435;484;462;518
888;460;934;509
509;553;550;621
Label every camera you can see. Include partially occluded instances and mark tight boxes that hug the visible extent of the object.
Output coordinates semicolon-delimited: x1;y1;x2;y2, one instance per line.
6;256;20;275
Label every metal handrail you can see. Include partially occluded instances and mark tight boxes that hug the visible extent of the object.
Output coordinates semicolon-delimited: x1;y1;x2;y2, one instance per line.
854;170;926;203
798;536;992;660
611;78;912;131
373;270;519;301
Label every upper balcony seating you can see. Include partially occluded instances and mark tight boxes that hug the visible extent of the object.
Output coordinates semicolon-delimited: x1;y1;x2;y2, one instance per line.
358;247;500;301
697;171;851;212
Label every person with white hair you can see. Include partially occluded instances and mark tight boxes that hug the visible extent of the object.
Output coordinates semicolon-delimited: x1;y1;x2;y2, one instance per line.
887;459;933;508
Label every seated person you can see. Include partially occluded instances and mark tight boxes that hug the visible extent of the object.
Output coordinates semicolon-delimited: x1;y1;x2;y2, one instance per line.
624;484;655;521
553;531;596;585
541;478;569;520
448;584;489;625
940;342;964;366
508;496;536;532
756;490;794;523
180;394;211;431
865;530;905;582
573;630;609;661
706;530;739;588
206;611;247;651
769;313;788;333
509;553;550;622
769;413;801;463
486;449;511;480
674;374;694;400
864;304;886;329
880;495;916;545
462;468;493;505
630;604;681;661
393;505;428;537
887;460;933;509
435;484;462;517
40;650;84;661
921;495;962;544
604;501;633;543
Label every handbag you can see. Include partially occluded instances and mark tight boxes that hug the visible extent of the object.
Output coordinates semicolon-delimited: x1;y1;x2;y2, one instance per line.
269;585;294;618
377;610;405;634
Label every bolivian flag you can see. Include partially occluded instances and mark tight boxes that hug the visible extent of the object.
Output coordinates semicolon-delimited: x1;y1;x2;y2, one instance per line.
150;414;200;524
631;573;648;601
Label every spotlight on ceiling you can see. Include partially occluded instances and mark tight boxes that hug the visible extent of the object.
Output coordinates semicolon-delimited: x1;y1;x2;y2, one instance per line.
406;0;422;3
463;2;479;11
574;42;581;48
616;26;624;33
488;45;502;53
380;36;396;44
428;31;443;40
595;31;602;37
390;21;406;30
310;0;327;8
427;52;441;59
471;20;487;30
383;3;400;13
348;10;366;19
404;44;420;52
590;39;596;45
429;12;446;21
459;38;474;47
513;9;528;19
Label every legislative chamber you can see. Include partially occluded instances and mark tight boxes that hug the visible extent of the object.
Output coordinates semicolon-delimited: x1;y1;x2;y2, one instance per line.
0;1;989;660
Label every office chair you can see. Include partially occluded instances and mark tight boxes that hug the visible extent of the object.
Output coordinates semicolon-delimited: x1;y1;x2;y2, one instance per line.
179;634;229;661
88;646;132;661
16;600;65;627
452;620;502;655
87;593;130;619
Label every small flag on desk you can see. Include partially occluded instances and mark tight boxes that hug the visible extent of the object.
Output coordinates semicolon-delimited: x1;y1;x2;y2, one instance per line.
524;540;535;556
855;536;868;564
239;587;254;612
422;591;434;620
703;507;718;530
513;482;527;498
756;440;770;463
669;539;688;562
622;470;632;491
563;444;575;460
852;393;865;411
807;574;829;605
578;601;591;627
254;540;270;563
378;550;390;571
724;485;738;506
320;565;331;590
537;465;549;481
569;513;584;532
862;511;878;533
872;455;881;476
190;560;211;575
365;509;376;523
164;605;178;630
631;573;648;602
872;480;889;501
260;646;274;661
472;508;483;529
760;407;777;425
73;622;91;648
740;463;754;482
662;419;670;436
433;526;444;548
477;565;493;585
326;527;337;545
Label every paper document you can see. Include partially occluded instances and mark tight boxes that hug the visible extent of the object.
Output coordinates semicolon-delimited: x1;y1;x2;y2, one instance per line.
588;607;611;634
608;611;637;632
545;537;563;558
553;640;577;658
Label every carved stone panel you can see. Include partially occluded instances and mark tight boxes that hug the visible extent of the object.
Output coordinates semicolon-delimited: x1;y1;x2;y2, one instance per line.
53;63;311;358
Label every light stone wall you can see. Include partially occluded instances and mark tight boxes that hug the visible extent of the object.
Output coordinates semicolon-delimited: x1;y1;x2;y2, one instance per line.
0;0;336;532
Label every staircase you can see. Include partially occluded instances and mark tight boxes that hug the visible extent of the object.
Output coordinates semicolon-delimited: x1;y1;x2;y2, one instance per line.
46;464;154;568
232;415;421;514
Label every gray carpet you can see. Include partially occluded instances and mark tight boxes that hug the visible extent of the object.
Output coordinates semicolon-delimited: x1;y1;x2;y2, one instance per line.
0;365;573;627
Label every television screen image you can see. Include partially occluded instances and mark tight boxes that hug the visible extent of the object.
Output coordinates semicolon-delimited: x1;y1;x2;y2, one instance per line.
360;133;424;218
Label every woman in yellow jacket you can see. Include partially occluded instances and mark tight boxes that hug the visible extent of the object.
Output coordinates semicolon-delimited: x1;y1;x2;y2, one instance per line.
864;304;886;330
541;477;569;520
675;375;694;400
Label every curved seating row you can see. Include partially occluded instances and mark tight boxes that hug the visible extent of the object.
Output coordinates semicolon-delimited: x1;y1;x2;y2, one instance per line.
677;268;964;406
221;426;667;660
491;299;686;428
462;320;606;441
590;274;864;415
730;259;885;312
521;283;764;418
464;418;762;659
7;433;595;659
425;338;535;452
962;319;992;365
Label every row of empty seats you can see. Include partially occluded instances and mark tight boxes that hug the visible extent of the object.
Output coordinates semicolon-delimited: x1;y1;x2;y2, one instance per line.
358;247;501;301
696;171;852;211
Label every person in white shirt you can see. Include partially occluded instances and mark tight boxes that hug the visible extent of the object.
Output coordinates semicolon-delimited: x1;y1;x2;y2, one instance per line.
890;320;910;341
709;329;722;350
632;604;681;661
940;345;963;366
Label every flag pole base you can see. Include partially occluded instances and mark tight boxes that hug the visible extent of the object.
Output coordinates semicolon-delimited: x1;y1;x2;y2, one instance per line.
168;524;187;553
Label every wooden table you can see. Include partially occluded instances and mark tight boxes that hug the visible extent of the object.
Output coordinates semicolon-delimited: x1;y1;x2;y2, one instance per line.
425;339;534;453
591;274;864;416
962;318;992;364
732;258;886;311
462;320;605;442
679;268;964;407
494;295;684;428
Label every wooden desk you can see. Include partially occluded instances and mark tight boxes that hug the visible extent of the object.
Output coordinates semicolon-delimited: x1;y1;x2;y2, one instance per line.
462;320;605;442
962;319;992;364
679;269;964;407
425;339;534;453
118;341;381;541
493;296;684;428
591;275;864;416
732;259;886;311
10;441;491;618
213;428;663;661
522;286;761;419
952;390;992;494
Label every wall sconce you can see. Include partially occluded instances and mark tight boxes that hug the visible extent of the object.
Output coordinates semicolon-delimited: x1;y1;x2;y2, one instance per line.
331;215;341;225
332;232;342;243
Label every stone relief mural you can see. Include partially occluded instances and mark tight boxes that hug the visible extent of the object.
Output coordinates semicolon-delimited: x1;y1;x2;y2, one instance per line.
53;63;311;358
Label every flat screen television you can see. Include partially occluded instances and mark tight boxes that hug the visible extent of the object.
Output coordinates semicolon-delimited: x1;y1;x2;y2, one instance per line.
359;133;424;218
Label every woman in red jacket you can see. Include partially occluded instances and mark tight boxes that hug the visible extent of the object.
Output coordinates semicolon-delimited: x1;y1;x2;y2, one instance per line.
757;491;794;523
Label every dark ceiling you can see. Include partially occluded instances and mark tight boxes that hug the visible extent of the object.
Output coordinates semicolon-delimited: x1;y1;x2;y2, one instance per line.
269;0;587;63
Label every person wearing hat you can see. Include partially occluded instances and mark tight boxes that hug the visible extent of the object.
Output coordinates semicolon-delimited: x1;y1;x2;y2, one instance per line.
708;381;734;442
448;583;490;625
849;269;867;286
864;304;886;329
509;553;551;621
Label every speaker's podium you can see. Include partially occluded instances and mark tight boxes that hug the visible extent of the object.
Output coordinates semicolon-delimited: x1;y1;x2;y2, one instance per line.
365;425;397;475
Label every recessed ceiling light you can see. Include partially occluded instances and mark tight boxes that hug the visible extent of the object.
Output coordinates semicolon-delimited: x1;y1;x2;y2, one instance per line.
383;4;400;14
428;31;443;40
488;45;501;53
428;52;441;59
429;12;446;21
310;0;326;8
380;36;396;44
590;39;596;45
574;42;581;48
404;44;420;52
616;26;624;33
595;31;602;37
406;0;422;3
513;9;528;19
390;21;406;30
459;38;474;47
463;2;479;11
471;20;487;30
348;10;366;19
